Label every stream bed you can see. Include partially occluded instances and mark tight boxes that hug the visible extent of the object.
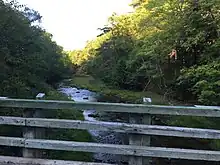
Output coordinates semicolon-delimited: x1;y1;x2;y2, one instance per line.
58;85;219;165
58;86;128;164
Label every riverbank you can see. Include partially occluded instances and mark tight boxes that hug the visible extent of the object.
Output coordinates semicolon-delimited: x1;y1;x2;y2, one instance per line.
58;84;128;164
66;75;220;162
67;74;167;104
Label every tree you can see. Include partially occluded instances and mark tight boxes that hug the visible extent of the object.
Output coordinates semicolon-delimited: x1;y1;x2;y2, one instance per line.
68;0;220;105
0;0;72;98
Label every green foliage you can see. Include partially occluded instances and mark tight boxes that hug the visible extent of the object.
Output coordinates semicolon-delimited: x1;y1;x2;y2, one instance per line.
44;91;93;161
69;0;220;106
67;0;220;151
176;61;220;105
69;75;166;104
0;1;91;161
0;90;93;161
0;0;72;98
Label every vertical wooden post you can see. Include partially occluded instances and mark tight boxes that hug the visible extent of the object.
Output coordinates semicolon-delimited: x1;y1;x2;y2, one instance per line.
22;93;45;158
34;93;45;158
23;108;35;158
129;98;152;165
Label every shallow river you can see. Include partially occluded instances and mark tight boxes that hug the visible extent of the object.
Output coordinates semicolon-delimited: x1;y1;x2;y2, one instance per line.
58;86;127;164
58;85;219;165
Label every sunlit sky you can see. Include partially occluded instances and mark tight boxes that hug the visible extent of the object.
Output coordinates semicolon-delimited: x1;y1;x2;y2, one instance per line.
18;0;133;50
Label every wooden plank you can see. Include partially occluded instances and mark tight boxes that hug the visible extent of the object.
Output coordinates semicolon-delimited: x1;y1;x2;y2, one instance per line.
22;138;220;161
1;98;220;117
129;114;151;165
0;156;114;165
34;93;45;158
23;108;35;158
1;116;220;139
0;116;25;126
142;99;151;165
129;114;141;165
0;136;24;147
0;97;8;99
142;114;151;165
0;136;220;161
129;98;151;165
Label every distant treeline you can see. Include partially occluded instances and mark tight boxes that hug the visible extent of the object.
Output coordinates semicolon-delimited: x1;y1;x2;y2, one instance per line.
0;0;74;99
68;0;220;106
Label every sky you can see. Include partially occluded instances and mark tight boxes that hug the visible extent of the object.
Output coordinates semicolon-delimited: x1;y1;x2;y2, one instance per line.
18;0;133;50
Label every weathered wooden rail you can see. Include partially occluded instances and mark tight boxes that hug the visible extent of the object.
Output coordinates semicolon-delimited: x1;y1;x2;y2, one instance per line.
0;98;220;165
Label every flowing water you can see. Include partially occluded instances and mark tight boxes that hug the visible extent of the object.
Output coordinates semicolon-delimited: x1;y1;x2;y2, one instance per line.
58;85;219;165
58;86;127;164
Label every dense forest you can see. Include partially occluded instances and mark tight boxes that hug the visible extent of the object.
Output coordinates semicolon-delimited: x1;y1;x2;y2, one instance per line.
0;0;91;161
69;0;220;106
1;0;220;163
0;0;73;99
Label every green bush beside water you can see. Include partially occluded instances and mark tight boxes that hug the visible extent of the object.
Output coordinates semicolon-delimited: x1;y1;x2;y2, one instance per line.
69;75;166;104
69;75;220;151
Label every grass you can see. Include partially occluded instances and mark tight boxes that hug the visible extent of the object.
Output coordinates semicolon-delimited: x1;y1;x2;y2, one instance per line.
68;75;220;151
65;74;220;151
67;74;166;104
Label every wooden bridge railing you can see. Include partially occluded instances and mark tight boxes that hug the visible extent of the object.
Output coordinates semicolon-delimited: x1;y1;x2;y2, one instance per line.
0;98;220;165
